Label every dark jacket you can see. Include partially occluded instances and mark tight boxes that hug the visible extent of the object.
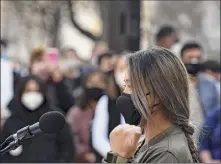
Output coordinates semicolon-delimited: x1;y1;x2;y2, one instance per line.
0;75;74;163
47;77;74;114
103;125;194;163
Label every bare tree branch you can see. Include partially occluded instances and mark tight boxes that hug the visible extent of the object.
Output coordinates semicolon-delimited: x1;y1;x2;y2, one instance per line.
67;0;101;41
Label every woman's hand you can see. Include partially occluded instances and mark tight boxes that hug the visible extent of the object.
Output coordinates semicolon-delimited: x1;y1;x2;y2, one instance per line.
109;124;142;159
84;152;96;162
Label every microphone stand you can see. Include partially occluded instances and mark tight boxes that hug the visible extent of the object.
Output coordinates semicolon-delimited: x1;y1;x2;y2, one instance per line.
0;125;33;154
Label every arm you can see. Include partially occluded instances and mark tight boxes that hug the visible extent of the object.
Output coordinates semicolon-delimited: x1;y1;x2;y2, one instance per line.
92;95;111;157
200;151;220;163
56;122;75;163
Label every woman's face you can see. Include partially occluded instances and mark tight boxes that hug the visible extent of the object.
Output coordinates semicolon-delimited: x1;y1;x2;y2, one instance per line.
124;69;154;106
114;56;127;89
31;56;49;80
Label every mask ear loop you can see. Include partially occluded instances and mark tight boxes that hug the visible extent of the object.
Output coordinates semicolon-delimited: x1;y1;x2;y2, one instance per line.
146;92;160;114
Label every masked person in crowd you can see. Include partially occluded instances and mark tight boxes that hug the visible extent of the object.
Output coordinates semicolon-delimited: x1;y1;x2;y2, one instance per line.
180;42;204;143
103;47;199;163
156;25;179;50
26;48;74;114
59;48;83;96
91;56;126;162
114;54;127;92
199;105;220;163
197;60;220;117
0;75;74;163
181;42;202;78
67;69;107;163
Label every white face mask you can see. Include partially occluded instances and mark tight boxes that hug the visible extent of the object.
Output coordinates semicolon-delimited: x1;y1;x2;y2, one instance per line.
21;92;44;111
114;72;125;89
170;42;181;57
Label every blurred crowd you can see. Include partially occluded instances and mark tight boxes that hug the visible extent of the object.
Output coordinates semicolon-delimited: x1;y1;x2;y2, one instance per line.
0;25;220;163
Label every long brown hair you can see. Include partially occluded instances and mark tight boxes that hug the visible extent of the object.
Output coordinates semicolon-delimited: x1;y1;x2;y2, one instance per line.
127;47;199;162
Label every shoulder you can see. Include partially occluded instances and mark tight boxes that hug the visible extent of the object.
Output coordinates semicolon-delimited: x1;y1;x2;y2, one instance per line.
143;131;192;162
161;131;192;162
98;95;109;104
95;95;109;110
199;77;216;87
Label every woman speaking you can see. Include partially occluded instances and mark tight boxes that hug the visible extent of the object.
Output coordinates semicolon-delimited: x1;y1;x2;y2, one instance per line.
103;47;199;163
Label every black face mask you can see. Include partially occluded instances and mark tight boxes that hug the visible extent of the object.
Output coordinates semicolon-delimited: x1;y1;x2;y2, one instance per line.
116;93;141;125
185;63;201;76
85;88;104;101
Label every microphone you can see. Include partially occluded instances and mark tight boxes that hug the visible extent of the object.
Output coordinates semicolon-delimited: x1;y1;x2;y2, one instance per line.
0;111;65;154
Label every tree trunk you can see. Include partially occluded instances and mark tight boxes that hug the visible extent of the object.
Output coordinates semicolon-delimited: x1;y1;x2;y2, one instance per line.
67;0;101;41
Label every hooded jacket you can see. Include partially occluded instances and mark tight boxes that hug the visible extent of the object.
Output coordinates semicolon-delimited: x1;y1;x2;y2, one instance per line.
0;75;74;163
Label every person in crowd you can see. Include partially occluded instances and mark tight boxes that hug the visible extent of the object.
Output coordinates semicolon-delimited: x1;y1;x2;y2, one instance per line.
91;41;109;66
97;51;115;76
156;25;179;49
113;54;127;95
1;39;13;129
199;105;220;163
27;47;74;114
1;39;28;91
96;51;119;98
180;42;203;77
0;75;74;163
180;41;204;143
197;60;220;117
103;47;199;163
91;55;126;162
59;48;83;96
67;69;107;163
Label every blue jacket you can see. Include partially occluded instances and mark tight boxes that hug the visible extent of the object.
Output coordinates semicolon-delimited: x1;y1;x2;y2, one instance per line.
197;73;220;117
199;105;220;160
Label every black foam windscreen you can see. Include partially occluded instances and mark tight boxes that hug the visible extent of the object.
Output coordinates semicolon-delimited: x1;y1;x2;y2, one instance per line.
39;111;65;134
